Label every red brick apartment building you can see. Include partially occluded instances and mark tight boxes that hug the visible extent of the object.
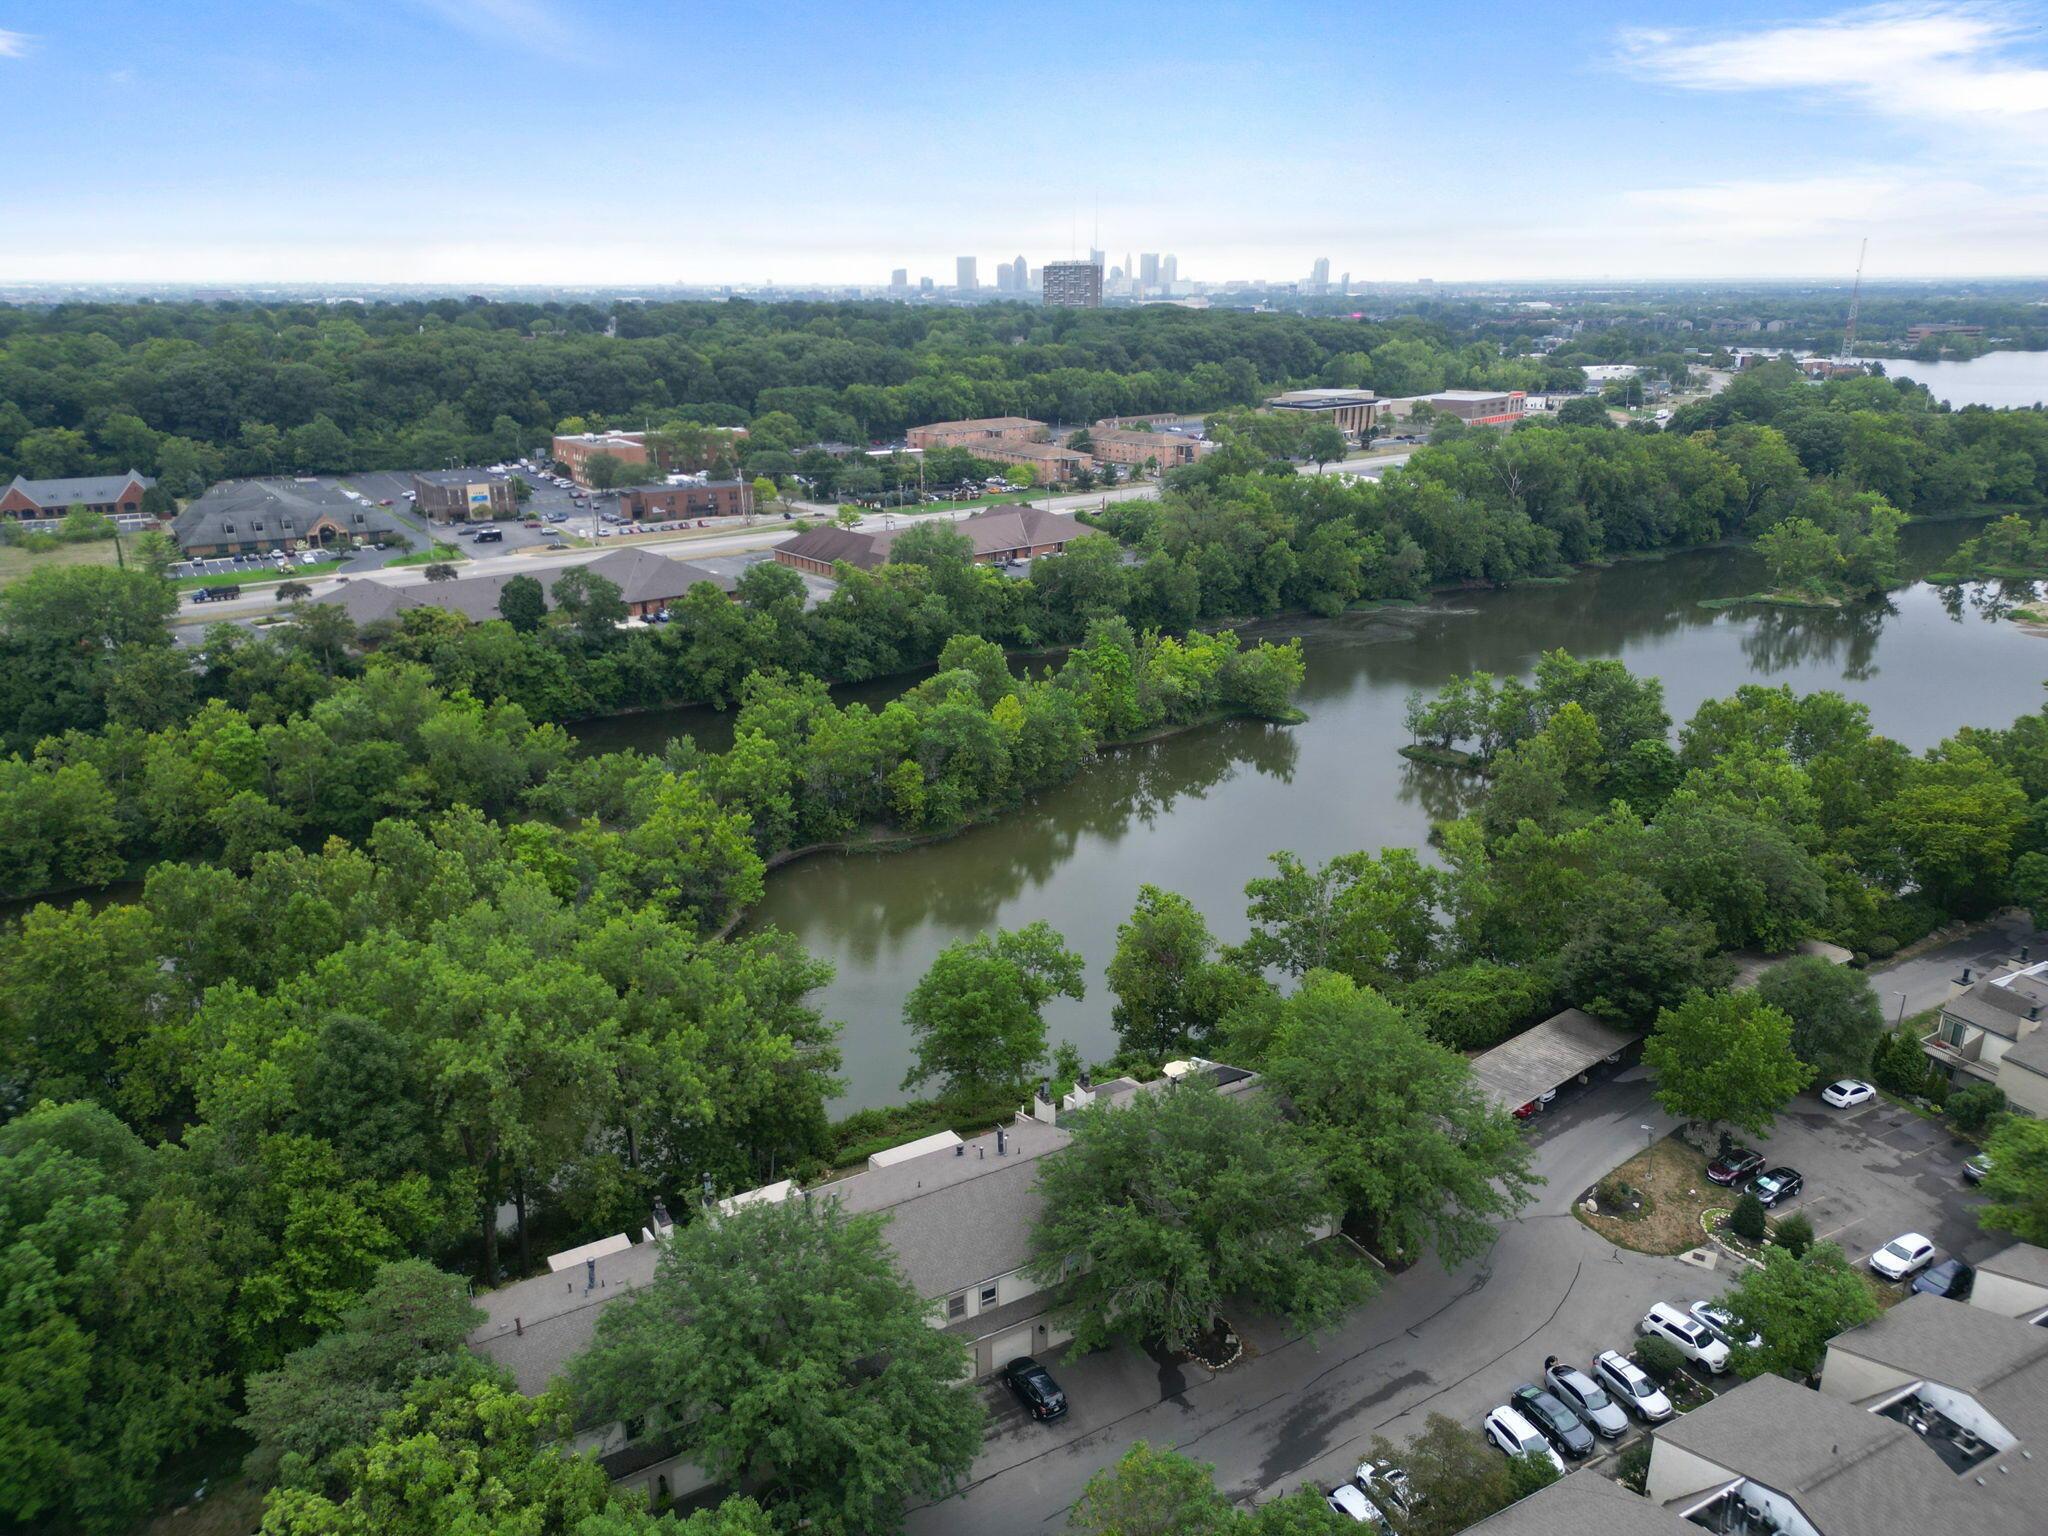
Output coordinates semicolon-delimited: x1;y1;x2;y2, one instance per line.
616;481;753;521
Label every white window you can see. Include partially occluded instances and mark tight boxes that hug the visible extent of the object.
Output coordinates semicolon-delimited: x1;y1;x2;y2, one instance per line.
946;1293;966;1320
980;1284;999;1308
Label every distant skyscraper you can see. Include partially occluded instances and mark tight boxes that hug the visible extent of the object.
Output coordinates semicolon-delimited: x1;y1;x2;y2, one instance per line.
1043;261;1103;308
1088;247;1104;270
956;256;978;290
1162;254;1177;286
920;276;934;292
890;268;908;288
995;261;1014;291
1311;256;1331;291
1340;271;1350;293
1012;254;1027;292
1139;253;1160;288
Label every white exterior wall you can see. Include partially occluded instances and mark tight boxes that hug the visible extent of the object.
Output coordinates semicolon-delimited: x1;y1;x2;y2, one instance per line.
1645;1439;1738;1507
1972;1269;2048;1320
2000;1063;2048;1118
1819;1348;1918;1404
927;1264;1047;1330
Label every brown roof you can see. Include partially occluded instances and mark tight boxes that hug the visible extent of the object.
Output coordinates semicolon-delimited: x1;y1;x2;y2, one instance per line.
318;548;733;626
779;507;1080;573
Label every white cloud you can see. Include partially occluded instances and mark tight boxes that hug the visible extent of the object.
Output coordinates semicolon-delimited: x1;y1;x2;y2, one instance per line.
410;0;572;53
1618;4;2048;129
0;29;33;58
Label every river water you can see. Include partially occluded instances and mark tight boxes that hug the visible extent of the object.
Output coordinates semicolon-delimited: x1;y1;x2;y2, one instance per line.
581;522;2048;1108
1865;350;2048;410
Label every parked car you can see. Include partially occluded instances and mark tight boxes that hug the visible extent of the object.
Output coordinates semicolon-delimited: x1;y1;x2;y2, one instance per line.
1821;1079;1876;1109
1640;1302;1731;1373
1748;1167;1804;1207
1482;1406;1566;1474
1352;1461;1420;1515
1594;1349;1673;1423
1913;1258;1975;1301
378;498;393;506
1543;1357;1630;1439
1965;1153;1993;1184
1706;1147;1765;1186
1870;1233;1937;1282
1689;1300;1760;1352
1001;1356;1067;1421
474;527;504;543
1509;1384;1595;1458
1324;1486;1391;1532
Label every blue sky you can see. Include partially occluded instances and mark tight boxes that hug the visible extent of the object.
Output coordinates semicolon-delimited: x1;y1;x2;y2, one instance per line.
3;1;2045;284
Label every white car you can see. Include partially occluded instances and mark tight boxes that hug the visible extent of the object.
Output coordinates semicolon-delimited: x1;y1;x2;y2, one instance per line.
1482;1405;1566;1473
1689;1300;1761;1352
1594;1349;1673;1422
1324;1484;1391;1531
1821;1079;1876;1108
1871;1233;1937;1281
1353;1460;1419;1515
1640;1301;1731;1373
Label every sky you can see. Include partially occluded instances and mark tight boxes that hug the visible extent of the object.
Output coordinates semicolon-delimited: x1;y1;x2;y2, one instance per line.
2;0;2046;286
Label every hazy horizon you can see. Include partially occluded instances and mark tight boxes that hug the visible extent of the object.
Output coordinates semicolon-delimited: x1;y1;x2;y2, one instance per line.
4;1;2047;287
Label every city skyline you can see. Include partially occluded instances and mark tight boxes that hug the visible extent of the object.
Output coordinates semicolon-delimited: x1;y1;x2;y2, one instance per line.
2;1;2046;284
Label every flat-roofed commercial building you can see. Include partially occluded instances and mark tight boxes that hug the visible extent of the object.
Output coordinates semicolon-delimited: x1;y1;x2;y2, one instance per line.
1423;390;1526;425
1042;261;1103;308
904;416;1048;450
1087;428;1214;470
411;469;518;521
1263;388;1380;438
553;430;653;483
616;481;753;521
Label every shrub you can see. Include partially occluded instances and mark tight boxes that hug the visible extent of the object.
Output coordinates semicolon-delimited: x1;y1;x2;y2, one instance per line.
1635;1335;1685;1383
1865;934;1899;960
1773;1212;1815;1257
1871;1026;1939;1098
1730;1192;1768;1243
1948;1083;2007;1135
1616;1439;1651;1493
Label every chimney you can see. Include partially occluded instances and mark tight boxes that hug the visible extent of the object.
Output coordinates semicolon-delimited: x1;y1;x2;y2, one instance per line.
651;1197;673;1238
954;1143;965;1157
515;1316;523;1336
1962;966;1973;984
1078;1068;1091;1089
2024;946;2032;963
584;1258;597;1294
996;1127;1008;1156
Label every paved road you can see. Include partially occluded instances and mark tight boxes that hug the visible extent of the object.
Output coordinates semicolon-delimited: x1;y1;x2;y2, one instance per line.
909;1073;1690;1534
1868;911;2045;1026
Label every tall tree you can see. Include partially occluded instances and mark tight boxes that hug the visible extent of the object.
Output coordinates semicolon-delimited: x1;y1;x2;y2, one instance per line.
901;920;1084;1099
1026;1076;1365;1353
1721;1242;1878;1382
497;573;546;632
1644;989;1814;1138
1978;1115;2048;1247
1106;885;1260;1060
572;1195;984;1536
1250;971;1538;1265
1754;956;1887;1081
1067;1441;1238;1536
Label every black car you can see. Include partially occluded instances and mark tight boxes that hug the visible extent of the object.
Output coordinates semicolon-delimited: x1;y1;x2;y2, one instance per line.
1913;1259;1975;1301
1706;1147;1765;1186
1002;1356;1067;1421
1748;1166;1804;1207
1509;1384;1594;1460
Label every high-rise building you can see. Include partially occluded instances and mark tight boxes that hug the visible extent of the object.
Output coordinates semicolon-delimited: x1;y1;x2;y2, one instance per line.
1088;248;1104;271
956;256;978;290
1028;265;1041;290
1340;271;1350;294
1162;254;1177;286
919;276;934;292
1311;256;1331;291
890;268;908;288
995;261;1015;291
1043;261;1102;308
1012;254;1026;292
1139;253;1160;288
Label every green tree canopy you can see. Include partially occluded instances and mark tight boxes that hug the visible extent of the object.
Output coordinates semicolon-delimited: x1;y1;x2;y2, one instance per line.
901;920;1084;1099
1722;1241;1879;1381
1644;989;1815;1137
1754;956;1887;1081
1978;1114;2048;1247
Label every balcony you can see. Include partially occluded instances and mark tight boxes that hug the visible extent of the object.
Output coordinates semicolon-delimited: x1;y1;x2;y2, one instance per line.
1922;1028;1998;1080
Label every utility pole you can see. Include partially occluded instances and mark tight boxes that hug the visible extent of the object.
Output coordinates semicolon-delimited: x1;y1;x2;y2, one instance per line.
1842;238;1868;360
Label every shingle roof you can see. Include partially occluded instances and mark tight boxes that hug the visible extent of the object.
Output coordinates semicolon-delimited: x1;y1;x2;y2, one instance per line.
1827;1290;2048;1395
1464;1473;1687;1534
779;506;1079;572
4;470;154;507
1978;1241;2048;1289
172;479;388;548
317;548;734;628
1941;972;2048;1040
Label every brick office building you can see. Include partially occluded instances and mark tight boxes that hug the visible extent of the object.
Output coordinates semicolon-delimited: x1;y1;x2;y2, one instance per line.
1;470;155;520
616;481;753;521
903;417;1047;450
1421;390;1526;426
1087;428;1214;470
411;469;518;521
776;504;1078;576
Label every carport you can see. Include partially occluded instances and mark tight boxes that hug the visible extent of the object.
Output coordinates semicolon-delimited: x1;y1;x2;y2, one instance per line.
1471;1008;1640;1112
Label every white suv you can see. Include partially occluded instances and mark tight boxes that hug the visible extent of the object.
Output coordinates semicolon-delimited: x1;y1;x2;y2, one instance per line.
1640;1301;1731;1373
1482;1405;1566;1473
1595;1348;1674;1422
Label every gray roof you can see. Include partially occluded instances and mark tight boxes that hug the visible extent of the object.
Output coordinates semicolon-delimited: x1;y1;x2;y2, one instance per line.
1464;1473;1687;1535
318;548;735;628
1977;1241;2048;1289
779;505;1079;572
4;470;154;506
1827;1290;2048;1396
1941;971;2048;1040
172;478;389;548
1997;1023;2048;1078
1471;1009;1638;1111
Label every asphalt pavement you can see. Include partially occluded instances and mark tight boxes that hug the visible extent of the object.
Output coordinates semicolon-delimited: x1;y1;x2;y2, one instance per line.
1868;911;2046;1025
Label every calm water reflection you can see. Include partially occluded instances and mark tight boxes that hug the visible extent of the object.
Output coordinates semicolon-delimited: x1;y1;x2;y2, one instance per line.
587;522;2048;1108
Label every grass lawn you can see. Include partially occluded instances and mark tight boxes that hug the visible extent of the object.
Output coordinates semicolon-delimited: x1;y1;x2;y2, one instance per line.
387;543;466;567
0;536;126;586
1574;1133;1721;1256
173;562;342;592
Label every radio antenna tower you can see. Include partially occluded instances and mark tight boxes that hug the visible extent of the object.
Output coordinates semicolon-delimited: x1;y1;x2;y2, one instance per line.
1842;237;1868;360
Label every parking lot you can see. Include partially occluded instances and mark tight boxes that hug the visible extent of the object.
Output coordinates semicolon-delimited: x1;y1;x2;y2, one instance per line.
912;1070;1995;1536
